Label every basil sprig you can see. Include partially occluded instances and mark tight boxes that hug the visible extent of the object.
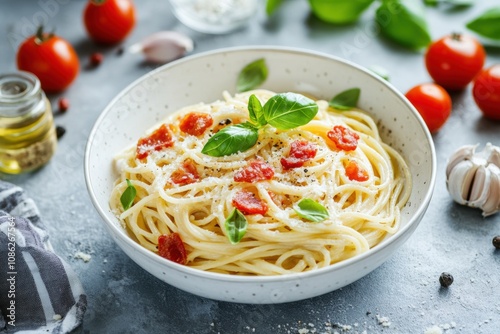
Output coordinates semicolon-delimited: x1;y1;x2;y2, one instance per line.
120;179;136;210
266;0;284;15
466;6;500;40
224;209;248;244
202;123;259;156
376;0;431;49
264;93;319;130
424;0;474;7
329;88;361;110
293;198;329;222
202;93;318;157
308;0;375;24
237;58;269;92
248;94;267;126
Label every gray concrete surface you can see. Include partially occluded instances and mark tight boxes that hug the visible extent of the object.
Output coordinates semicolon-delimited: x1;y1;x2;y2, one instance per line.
1;0;499;333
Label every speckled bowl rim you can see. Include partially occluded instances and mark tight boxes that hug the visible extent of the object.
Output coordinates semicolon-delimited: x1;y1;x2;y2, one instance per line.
84;46;437;285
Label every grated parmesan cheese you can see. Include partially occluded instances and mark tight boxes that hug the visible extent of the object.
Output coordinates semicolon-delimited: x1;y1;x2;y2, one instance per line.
74;251;92;262
424;325;443;334
376;315;391;327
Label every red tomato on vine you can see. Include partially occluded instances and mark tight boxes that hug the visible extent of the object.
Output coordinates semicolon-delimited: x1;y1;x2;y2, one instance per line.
405;83;452;133
425;34;485;91
16;26;79;93
473;65;500;121
84;0;136;45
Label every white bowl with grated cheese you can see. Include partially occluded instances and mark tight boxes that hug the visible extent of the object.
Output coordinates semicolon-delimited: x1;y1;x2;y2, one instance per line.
84;46;436;304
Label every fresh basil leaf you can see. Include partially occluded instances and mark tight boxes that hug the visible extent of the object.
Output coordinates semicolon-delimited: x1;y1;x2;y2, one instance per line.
423;0;439;6
263;92;318;130
224;208;248;244
445;0;474;5
329;88;361;110
237;58;268;92
369;65;390;81
376;0;432;49
293;198;329;222
466;6;500;40
248;94;266;126
266;0;284;15
120;179;136;210
309;0;375;24
424;0;473;6
202;123;259;157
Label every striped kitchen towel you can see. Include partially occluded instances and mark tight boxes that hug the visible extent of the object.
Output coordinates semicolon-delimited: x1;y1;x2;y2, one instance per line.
0;180;87;333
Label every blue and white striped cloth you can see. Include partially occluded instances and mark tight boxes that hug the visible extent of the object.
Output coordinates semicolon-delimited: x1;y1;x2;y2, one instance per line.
0;181;87;333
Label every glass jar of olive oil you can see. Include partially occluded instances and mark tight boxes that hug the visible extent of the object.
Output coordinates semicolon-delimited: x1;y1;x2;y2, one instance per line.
0;72;57;174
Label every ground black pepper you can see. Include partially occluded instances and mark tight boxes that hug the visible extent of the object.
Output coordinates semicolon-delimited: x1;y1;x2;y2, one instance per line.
439;272;454;287
493;236;500;249
56;125;66;140
219;119;231;126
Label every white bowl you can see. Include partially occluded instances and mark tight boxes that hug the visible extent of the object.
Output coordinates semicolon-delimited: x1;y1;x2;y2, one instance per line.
84;46;436;304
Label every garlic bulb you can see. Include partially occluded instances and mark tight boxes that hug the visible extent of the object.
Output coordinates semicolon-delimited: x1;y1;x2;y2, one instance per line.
129;31;194;64
446;143;500;217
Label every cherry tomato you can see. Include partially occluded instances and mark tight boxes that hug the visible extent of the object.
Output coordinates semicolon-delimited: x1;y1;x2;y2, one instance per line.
179;112;214;136
425;34;485;91
158;233;187;265
136;124;174;159
405;83;452;133
84;0;136;45
281;140;317;170
345;161;369;182
234;160;274;183
232;190;268;215
170;159;199;186
327;125;359;151
473;65;500;120
16;27;79;93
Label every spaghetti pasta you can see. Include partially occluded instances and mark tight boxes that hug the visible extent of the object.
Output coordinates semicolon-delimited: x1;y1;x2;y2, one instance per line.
110;89;411;276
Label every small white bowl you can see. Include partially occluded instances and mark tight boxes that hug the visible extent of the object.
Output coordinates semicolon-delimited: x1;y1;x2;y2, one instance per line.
84;46;436;304
168;0;258;34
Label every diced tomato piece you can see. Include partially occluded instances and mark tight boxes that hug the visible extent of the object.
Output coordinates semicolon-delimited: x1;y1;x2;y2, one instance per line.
158;233;187;265
280;140;317;170
234;160;275;183
171;159;200;185
179;112;213;136
327;125;359;151
136;124;174;159
232;190;268;215
345;160;369;182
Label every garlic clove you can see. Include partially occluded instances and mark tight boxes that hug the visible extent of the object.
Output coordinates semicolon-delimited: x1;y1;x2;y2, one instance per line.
446;143;500;217
486;143;500;169
481;165;500;217
129;31;194;64
468;165;491;208
445;144;477;179
447;160;479;204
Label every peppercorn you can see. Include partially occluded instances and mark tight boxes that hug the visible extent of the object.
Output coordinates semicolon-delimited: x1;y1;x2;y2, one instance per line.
58;97;70;113
89;52;103;67
493;236;500;249
56;125;66;140
439;272;454;288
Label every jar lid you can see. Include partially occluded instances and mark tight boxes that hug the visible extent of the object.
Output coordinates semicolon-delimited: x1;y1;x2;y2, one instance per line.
0;71;44;117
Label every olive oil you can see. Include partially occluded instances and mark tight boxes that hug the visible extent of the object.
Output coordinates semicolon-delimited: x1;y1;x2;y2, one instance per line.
0;72;57;174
